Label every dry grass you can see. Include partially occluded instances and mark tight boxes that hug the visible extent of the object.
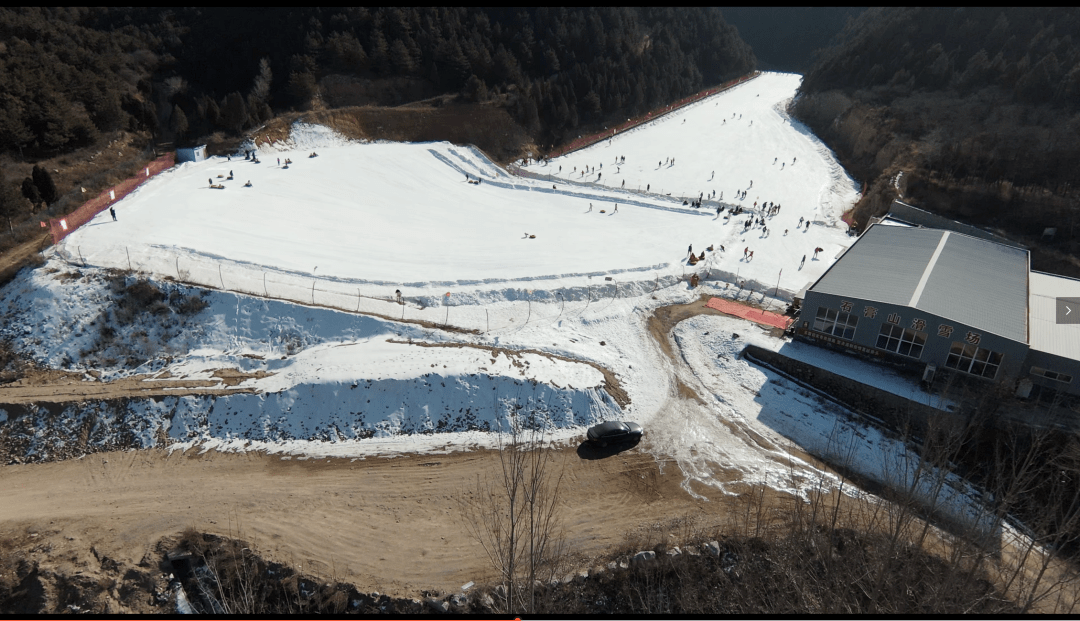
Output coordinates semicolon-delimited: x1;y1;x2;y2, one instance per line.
258;102;536;164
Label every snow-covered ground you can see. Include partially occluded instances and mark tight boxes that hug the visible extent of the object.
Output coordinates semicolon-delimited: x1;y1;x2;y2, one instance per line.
54;73;857;308
6;70;1003;528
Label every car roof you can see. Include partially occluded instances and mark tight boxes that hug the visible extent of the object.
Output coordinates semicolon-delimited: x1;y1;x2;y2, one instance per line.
593;421;629;434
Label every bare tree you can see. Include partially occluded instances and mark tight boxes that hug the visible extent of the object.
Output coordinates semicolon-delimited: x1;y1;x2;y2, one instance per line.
459;403;566;613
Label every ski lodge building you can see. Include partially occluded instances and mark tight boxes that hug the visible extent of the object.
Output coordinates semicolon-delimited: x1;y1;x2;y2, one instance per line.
797;220;1080;402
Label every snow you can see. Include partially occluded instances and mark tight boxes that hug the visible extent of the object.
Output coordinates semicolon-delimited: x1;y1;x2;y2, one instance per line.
5;68;1011;537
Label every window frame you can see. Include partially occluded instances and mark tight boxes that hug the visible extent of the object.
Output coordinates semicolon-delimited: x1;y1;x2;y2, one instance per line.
946;342;1003;379
875;323;926;359
813;306;859;340
1031;366;1074;384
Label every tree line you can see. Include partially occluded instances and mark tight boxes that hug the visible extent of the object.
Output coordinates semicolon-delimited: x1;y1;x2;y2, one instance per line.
793;8;1080;239
0;7;755;157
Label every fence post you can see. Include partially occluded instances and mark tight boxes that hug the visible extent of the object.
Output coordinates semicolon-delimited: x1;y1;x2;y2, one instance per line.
263;273;267;297
176;256;181;280
126;246;131;271
218;264;225;290
311;280;315;305
357;288;361;312
486;309;489;334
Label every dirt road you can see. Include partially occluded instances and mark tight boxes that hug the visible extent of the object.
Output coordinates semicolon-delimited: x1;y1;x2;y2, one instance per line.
0;443;743;596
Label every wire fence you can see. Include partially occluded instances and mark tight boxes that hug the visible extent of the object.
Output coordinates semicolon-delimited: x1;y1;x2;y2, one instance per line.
55;239;799;338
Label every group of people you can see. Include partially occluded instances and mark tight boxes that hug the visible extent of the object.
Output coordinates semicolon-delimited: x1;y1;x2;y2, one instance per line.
243;150;260;163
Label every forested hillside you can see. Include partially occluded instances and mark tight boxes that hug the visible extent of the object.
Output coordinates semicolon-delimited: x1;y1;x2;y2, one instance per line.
0;7;754;254
793;7;1080;263
0;7;754;157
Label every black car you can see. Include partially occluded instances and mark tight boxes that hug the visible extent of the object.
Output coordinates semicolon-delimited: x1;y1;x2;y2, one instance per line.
586;421;644;447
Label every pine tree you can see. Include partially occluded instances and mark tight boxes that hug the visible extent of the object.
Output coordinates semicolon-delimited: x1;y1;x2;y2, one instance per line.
221;92;248;133
31;165;59;206
21;177;43;212
170;104;189;139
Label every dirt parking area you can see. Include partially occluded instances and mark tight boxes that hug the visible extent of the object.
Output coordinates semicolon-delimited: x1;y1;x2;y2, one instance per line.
0;440;766;598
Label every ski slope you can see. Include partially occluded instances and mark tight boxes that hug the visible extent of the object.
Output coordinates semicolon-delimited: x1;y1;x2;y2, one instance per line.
58;73;858;301
3;71;935;506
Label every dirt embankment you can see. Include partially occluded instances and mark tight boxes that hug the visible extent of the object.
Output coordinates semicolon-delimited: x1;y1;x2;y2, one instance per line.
255;101;536;164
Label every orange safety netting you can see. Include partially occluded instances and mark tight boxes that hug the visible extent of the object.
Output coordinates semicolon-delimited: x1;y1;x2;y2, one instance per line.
706;296;792;330
545;72;760;160
50;152;175;245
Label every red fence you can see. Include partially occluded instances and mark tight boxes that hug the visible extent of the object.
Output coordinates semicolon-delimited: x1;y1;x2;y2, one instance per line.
49;152;175;245
544;71;760;160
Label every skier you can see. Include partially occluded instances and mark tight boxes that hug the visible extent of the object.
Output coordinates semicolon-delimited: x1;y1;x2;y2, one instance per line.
781;163;785;170
743;246;748;258
588;203;593;213
801;254;806;267
613;204;618;213
749;180;753;188
688;244;694;257
814;247;822;258
647;184;650;192
748;250;754;261
793;157;797;164
799;216;804;225
806;220;811;230
110;207;116;221
774;157;777;164
622;180;625;187
716;206;722;216
277;158;280;166
784;229;788;236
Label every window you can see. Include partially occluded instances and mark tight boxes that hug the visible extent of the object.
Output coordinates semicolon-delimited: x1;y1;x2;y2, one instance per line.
876;323;926;359
946;342;1003;379
813;306;858;340
1031;366;1074;384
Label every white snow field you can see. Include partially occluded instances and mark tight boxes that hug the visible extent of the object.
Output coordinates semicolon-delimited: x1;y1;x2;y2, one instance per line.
56;73;858;307
7;69;1008;528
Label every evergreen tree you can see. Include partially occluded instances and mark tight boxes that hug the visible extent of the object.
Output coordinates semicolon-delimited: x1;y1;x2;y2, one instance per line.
21;177;42;212
170;104;189;139
31;165;58;206
220;92;248;133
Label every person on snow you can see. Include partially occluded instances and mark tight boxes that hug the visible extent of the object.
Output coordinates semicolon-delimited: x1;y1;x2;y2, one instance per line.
814;247;823;258
806;220;811;230
688;244;694;257
613;204;618;213
588;203;593;212
110;207;116;221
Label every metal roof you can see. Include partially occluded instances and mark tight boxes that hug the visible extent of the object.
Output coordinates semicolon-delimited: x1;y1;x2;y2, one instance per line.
1029;271;1080;362
810;224;1029;343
